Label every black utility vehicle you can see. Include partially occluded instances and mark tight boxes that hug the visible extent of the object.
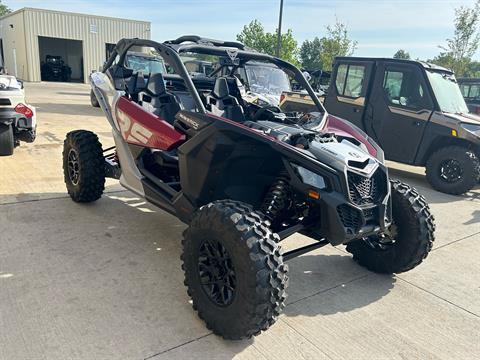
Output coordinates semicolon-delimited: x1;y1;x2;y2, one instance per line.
63;37;435;339
325;57;480;195
458;77;480;114
40;55;72;82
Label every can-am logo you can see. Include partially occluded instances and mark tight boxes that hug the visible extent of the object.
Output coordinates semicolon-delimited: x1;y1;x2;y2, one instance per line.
116;109;153;144
226;49;238;61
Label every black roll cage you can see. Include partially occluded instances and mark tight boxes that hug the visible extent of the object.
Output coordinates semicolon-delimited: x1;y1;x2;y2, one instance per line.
103;36;326;115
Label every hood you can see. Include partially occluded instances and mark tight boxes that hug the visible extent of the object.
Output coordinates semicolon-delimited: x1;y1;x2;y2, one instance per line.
443;111;480;125
308;139;379;176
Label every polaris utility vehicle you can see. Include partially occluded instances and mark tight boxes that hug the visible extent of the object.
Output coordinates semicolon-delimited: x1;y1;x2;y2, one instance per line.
63;36;435;340
91;51;167;107
0;75;36;156
41;55;72;82
324;57;480;195
458;77;480;114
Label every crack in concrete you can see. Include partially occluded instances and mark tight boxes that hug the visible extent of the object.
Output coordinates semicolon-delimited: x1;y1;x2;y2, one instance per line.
143;333;212;359
395;277;480;319
431;231;480;252
0;189;128;206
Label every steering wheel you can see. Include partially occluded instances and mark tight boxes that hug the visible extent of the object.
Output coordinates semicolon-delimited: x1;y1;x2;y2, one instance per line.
252;105;282;121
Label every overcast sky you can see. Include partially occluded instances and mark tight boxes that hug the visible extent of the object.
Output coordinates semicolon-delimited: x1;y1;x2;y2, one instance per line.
6;0;479;60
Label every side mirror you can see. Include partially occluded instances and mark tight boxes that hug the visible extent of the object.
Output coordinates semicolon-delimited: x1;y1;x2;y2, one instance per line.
18;80;24;89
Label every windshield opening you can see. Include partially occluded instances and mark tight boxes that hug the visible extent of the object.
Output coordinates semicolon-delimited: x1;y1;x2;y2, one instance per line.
426;71;469;114
126;54;166;74
244;62;291;96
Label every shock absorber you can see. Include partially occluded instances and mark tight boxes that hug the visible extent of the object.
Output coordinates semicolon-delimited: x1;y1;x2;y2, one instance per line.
261;174;291;224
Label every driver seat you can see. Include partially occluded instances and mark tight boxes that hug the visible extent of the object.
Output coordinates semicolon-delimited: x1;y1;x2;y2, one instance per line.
207;77;245;122
142;73;181;124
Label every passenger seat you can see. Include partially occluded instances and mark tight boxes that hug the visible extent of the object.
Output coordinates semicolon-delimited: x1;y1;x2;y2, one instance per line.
206;77;245;122
140;73;182;124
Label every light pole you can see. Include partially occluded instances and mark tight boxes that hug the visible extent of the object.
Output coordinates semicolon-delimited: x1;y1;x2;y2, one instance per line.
276;0;284;57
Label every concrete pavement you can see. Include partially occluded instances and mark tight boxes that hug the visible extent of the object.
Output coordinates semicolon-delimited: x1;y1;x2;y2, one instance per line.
0;82;478;359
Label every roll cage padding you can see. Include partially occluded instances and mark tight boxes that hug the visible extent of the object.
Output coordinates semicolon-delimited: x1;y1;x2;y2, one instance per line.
165;35;246;50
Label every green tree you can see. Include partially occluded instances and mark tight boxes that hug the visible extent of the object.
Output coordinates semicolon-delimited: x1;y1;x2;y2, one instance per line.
465;60;480;77
237;20;299;65
393;49;411;59
428;52;455;71
317;19;357;71
299;37;323;69
433;1;480;76
0;1;11;16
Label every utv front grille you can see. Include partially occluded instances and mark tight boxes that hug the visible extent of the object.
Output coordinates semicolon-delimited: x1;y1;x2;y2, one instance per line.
347;170;385;206
337;204;379;234
337;204;362;232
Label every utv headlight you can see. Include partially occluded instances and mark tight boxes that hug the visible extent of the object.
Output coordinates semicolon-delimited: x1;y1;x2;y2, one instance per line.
461;123;480;136
294;165;327;190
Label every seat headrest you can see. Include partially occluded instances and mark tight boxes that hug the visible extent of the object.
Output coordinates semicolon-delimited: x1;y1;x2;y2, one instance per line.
213;77;229;98
147;73;167;96
126;71;146;94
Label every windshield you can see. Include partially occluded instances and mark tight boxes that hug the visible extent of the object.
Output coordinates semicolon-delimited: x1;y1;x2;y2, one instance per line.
427;71;469;114
126;55;166;74
244;63;291;96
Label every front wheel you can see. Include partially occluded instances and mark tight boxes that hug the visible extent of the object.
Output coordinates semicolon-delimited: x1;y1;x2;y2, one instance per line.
90;90;100;107
0;124;14;156
425;146;480;195
346;180;435;274
63;130;105;202
181;200;288;340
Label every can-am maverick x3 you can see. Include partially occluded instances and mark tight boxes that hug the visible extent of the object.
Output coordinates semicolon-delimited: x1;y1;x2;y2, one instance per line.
63;36;435;340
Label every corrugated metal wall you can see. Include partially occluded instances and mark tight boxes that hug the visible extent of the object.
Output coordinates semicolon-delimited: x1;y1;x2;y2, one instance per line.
13;8;150;82
0;11;28;79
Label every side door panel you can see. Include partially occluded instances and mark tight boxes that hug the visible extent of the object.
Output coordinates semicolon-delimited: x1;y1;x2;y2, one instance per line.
368;63;434;164
324;60;374;130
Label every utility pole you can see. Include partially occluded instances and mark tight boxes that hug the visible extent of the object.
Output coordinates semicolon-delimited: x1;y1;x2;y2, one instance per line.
276;0;284;57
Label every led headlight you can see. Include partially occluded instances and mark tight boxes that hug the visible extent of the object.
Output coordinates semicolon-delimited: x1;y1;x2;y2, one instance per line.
294;165;327;190
461;123;480;136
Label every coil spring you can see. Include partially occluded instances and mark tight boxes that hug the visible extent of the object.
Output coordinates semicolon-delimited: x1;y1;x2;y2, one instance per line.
261;175;290;222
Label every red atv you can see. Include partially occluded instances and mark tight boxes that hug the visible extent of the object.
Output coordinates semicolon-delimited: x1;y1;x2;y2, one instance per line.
63;36;435;339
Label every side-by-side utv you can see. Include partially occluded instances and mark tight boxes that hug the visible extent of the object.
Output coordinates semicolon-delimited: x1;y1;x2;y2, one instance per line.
62;36;435;340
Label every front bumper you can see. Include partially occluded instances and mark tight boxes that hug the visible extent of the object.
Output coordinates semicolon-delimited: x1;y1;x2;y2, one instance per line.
293;165;391;246
318;190;390;245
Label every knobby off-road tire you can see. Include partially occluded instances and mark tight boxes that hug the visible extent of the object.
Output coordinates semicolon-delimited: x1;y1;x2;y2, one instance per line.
63;130;105;202
0;124;14;156
90;89;100;108
346;180;435;274
425;146;480;195
182;200;288;340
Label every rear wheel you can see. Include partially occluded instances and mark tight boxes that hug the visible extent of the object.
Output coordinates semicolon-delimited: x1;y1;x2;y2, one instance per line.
425;146;480;195
182;200;288;340
90;90;100;107
63;130;105;202
0;124;14;156
346;180;435;274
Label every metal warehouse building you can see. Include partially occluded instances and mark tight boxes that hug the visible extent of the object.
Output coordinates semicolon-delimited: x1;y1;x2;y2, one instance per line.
0;7;151;83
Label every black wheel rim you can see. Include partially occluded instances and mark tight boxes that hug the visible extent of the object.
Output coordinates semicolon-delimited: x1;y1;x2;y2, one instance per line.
439;159;463;183
197;239;236;307
67;149;80;185
364;223;398;251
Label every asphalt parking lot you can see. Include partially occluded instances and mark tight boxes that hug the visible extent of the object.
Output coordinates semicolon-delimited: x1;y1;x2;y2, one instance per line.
0;82;479;360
